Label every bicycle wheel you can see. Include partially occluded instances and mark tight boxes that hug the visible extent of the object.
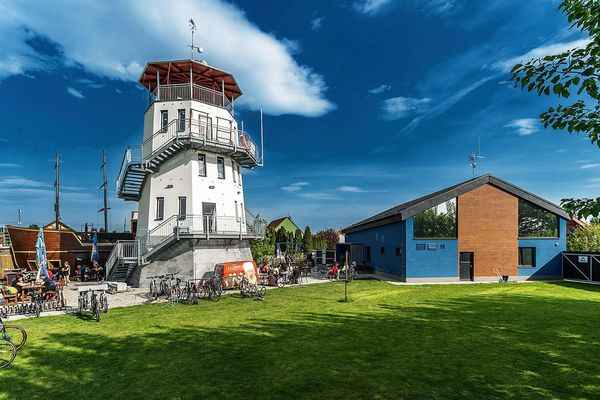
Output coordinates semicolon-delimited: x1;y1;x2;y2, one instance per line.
257;286;266;299
101;295;109;313
0;340;16;369
4;326;27;351
149;280;157;299
94;303;100;322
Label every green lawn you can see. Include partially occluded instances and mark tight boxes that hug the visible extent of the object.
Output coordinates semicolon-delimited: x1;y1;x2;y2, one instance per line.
2;281;600;399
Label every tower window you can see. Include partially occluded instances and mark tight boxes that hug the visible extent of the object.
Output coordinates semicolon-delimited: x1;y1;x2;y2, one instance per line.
235;200;239;221
160;110;168;132
177;109;186;132
155;197;164;221
178;197;187;220
198;153;206;177
232;161;237;183
237;164;241;184
217;157;225;179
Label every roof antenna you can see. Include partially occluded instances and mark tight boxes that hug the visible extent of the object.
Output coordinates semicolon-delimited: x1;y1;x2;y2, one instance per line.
469;136;486;177
188;19;204;61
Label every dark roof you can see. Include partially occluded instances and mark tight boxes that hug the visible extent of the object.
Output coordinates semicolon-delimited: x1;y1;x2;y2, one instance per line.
342;174;570;234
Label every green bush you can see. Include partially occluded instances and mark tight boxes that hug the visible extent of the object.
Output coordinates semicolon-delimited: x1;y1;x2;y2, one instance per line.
568;224;600;252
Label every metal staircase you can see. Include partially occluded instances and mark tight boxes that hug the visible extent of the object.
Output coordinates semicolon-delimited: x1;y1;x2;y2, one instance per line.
105;241;141;282
116;117;260;201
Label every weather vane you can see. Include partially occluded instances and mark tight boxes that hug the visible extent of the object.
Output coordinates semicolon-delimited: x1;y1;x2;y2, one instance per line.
469;136;486;177
188;18;204;61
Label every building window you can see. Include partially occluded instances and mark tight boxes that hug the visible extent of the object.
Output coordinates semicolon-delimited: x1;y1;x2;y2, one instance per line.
518;199;559;238
178;197;187;220
237;164;241;184
395;247;401;257
232;161;237;183
519;247;536;267
155;197;164;220
414;198;457;239
235;200;239;221
380;246;385;256
198;153;206;177
160;110;168;132
364;246;371;263
177;109;186;132
217;157;225;179
240;202;244;221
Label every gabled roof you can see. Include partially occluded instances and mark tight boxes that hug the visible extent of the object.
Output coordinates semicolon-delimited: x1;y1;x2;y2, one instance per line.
342;174;570;234
267;216;299;232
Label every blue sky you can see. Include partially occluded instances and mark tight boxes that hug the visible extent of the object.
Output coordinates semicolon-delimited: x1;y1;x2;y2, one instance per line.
0;0;597;232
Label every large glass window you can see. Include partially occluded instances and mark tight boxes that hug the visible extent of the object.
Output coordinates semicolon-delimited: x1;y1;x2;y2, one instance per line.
177;109;186;132
198;153;206;177
518;199;559;238
155;197;164;220
160;110;168;132
413;198;457;239
178;197;187;220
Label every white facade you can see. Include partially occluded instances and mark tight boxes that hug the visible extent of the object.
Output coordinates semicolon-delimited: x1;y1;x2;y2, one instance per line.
136;98;247;239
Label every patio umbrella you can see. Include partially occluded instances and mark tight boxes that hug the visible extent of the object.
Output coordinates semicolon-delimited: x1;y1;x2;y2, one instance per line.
35;227;49;281
91;231;99;264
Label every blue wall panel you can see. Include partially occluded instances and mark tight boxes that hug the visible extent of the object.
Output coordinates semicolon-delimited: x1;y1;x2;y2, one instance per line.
345;222;405;277
405;217;458;279
518;218;567;279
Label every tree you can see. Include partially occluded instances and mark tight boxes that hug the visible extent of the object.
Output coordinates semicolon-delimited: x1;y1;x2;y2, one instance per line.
303;226;313;253
251;229;276;262
568;223;600;251
314;228;340;249
294;229;304;253
511;0;600;219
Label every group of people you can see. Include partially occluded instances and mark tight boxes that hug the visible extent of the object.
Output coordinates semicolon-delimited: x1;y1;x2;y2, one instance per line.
258;259;302;286
326;261;357;280
0;259;105;305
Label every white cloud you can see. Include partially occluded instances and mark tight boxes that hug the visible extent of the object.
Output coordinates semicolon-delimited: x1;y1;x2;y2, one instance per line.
66;87;84;99
494;38;592;72
336;186;367;193
400;76;494;133
281;181;310;192
369;84;391;94
310;16;324;31
0;176;49;188
0;163;22;168
298;192;339;201
381;96;431;120
504;118;539;136
0;0;334;117
580;163;600;169
353;0;392;16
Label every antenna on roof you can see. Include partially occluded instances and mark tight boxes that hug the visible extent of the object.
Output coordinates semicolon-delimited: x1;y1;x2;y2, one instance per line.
188;18;204;61
469;136;486;177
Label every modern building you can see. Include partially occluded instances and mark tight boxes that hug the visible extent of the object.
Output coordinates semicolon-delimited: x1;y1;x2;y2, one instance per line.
110;58;265;286
342;175;569;282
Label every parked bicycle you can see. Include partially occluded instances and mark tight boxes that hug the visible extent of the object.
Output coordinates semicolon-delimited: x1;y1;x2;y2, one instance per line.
239;276;266;300
0;314;27;369
78;290;109;322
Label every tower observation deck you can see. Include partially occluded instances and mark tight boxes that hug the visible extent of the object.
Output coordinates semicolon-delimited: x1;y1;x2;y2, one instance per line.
111;59;265;285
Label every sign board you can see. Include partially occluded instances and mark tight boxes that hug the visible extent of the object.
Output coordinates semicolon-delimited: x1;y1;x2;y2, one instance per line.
578;256;589;263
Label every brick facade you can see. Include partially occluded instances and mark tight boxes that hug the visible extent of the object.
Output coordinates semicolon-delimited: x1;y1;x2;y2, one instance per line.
458;184;518;277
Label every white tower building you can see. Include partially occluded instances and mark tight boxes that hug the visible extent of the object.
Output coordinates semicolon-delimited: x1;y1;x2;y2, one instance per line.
110;59;264;286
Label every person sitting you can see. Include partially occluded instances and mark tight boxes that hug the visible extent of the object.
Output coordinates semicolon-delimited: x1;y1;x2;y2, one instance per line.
327;262;340;280
92;260;104;281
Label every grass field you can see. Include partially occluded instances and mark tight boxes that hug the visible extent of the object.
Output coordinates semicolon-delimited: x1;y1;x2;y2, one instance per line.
2;280;600;399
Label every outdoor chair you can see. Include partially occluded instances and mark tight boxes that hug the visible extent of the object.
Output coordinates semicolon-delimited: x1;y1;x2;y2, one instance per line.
1;288;17;305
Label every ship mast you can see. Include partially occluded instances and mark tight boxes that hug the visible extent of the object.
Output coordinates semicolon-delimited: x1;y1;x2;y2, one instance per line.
54;153;61;231
98;150;110;232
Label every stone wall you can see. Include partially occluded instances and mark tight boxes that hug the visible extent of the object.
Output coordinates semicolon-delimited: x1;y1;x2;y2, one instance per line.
129;238;252;287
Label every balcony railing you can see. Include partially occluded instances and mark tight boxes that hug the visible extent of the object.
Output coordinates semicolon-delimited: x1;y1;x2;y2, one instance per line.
150;83;233;114
141;213;266;255
142;118;258;163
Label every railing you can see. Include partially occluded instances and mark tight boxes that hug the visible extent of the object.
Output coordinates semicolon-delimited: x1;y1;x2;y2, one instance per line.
142;118;258;162
141;213;266;256
105;240;140;278
116;146;142;193
151;83;233;114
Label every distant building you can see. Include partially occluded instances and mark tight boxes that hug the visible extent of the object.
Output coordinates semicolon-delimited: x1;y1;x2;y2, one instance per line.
267;216;300;235
342;175;569;282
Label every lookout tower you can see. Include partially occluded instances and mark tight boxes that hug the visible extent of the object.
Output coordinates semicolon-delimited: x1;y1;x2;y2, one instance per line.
110;58;265;286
